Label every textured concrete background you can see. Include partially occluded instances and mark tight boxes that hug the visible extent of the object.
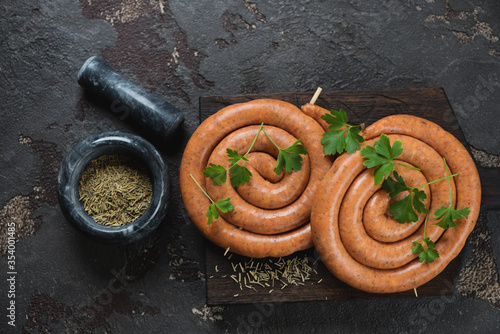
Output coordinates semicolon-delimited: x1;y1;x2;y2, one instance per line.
1;0;500;333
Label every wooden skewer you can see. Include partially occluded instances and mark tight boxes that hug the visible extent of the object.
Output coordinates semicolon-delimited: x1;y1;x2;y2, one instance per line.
413;287;418;297
310;87;323;104
224;246;231;256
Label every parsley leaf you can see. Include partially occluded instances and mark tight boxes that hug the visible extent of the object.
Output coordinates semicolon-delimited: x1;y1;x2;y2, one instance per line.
206;203;219;225
431;157;470;230
388;188;429;224
226;149;248;165
412;237;439;264
203;149;251;186
321;129;348;155
382;171;411;198
203;163;227;185
261;128;308;175
411;241;424;257
320;109;365;155
383;171;429;224
229;164;252;187
225;148;252;187
275;139;309;174
321;108;348;129
361;134;405;186
411;189;430;215
206;198;234;225
190;173;235;225
215;197;234;212
345;127;365;154
433;206;470;229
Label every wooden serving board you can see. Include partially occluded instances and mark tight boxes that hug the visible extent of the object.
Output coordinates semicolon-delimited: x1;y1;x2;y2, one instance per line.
199;87;500;305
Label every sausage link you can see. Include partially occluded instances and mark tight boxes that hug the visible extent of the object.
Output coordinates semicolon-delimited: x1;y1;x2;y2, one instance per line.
311;114;480;293
301;103;330;131
206;126;311;233
180;99;331;258
339;136;455;270
363;163;430;243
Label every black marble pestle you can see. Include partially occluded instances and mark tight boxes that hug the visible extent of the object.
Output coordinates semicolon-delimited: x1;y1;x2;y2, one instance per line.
77;56;184;141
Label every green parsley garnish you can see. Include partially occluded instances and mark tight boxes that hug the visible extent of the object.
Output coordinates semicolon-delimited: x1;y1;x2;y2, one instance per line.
203;124;264;187
189;173;234;225
203;123;309;187
411;215;439;264
261;132;308;175
320;109;365;155
412;237;439;264
382;171;429;224
228;163;253;187
432;158;470;229
378;156;470;264
206;198;234;225
198;123;308;224
203;163;227;186
361;134;420;186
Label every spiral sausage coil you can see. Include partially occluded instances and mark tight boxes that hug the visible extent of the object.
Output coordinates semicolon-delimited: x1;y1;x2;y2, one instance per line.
310;114;481;293
179;99;331;258
181;99;480;292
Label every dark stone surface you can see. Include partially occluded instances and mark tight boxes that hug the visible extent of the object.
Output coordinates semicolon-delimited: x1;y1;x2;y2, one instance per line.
1;0;499;333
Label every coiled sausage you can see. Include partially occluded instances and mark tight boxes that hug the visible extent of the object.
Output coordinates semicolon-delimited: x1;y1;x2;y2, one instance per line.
311;114;480;293
179;99;331;258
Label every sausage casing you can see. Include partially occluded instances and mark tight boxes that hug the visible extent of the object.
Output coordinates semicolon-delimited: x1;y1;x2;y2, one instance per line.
311;114;480;293
180;99;331;258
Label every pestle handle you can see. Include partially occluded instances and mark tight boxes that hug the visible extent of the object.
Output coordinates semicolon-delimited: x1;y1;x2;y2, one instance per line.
77;56;184;141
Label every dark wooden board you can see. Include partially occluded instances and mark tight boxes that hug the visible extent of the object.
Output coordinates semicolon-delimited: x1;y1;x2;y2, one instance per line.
205;241;462;305
198;87;496;305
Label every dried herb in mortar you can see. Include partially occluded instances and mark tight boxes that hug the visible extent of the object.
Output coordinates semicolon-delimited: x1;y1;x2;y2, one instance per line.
78;154;152;226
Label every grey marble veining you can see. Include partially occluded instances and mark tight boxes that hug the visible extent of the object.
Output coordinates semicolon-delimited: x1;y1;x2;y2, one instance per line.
78;56;184;141
57;130;170;244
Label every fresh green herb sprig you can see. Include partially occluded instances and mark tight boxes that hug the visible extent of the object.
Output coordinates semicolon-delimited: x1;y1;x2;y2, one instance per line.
203;123;309;187
318;111;470;265
190;173;234;225
381;160;462;226
359;136;471;265
380;157;470;264
412;215;439;264
382;171;429;224
321;109;365;155
198;124;308;225
203;123;264;187
361;134;420;186
432;158;471;229
262;129;308;175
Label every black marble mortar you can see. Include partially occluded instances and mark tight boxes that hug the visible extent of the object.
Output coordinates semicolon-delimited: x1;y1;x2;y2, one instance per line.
57;130;170;244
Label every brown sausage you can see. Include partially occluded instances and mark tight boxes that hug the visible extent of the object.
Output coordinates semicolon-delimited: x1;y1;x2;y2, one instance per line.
301;103;331;132
311;114;481;293
179;99;331;258
205;126;310;226
338;136;455;270
363;171;430;243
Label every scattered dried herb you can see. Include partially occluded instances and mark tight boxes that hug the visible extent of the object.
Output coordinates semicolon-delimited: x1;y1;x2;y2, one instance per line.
78;154;153;226
217;251;320;294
